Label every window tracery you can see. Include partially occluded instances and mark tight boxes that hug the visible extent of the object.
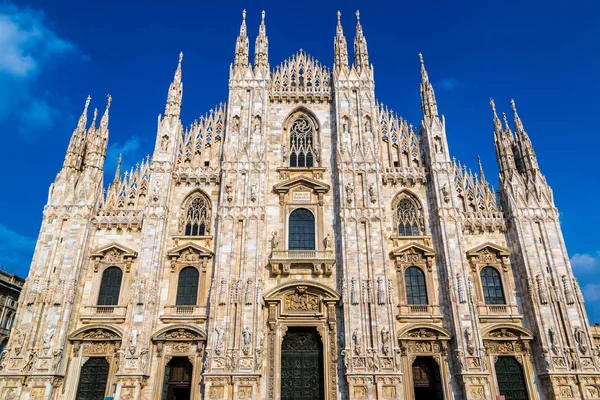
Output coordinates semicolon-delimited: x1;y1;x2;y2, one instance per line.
289;115;316;168
394;195;422;236
182;195;211;236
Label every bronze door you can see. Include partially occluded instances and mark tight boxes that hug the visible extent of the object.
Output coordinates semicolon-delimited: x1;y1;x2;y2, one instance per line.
495;356;529;400
75;358;109;400
281;327;324;400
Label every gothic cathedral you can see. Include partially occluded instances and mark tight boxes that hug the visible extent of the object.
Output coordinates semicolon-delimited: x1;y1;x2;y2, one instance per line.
1;10;598;400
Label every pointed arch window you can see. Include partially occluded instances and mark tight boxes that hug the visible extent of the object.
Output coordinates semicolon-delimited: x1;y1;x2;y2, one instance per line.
289;115;316;168
288;208;315;250
394;196;422;236
405;267;428;305
184;196;210;236
97;266;122;306
480;267;505;305
176;267;199;306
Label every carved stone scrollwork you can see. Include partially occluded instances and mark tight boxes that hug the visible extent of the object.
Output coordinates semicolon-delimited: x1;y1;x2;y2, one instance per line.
90;243;138;273
167;242;213;274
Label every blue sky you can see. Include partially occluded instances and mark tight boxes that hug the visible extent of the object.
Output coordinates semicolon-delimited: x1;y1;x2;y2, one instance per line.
0;1;599;319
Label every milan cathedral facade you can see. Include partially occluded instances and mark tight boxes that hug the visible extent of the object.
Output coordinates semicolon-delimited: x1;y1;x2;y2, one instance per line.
0;9;598;400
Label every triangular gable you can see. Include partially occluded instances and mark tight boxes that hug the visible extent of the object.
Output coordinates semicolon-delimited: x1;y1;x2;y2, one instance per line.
167;242;213;258
466;242;509;257
390;242;435;258
273;175;330;195
90;242;137;259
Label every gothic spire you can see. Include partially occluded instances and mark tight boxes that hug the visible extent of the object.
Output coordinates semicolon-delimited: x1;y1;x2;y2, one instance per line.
62;95;91;171
353;10;369;72
510;99;539;174
490;98;502;135
234;10;249;69
254;10;269;73
419;53;439;122
83;95;111;171
334;10;349;71
492;100;517;175
477;155;487;184
164;52;183;119
113;153;122;185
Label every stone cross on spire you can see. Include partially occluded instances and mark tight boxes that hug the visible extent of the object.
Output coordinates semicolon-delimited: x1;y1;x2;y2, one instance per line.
254;10;269;73
334;10;348;70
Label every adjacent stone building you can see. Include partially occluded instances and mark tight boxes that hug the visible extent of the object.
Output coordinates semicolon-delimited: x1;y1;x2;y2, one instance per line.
0;270;24;354
0;9;598;400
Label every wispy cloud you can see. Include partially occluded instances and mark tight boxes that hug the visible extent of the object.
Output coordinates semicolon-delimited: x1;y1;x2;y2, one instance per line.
438;78;458;90
0;223;35;277
0;3;80;136
571;252;600;271
106;136;146;175
583;284;600;303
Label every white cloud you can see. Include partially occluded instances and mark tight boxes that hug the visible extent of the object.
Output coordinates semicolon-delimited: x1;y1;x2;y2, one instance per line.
0;3;79;135
571;252;599;271
438;78;458;90
583;284;600;303
0;4;74;78
0;223;35;277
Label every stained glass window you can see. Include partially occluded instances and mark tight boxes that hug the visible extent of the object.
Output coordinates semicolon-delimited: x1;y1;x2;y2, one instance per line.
289;116;316;168
184;197;210;236
395;197;421;236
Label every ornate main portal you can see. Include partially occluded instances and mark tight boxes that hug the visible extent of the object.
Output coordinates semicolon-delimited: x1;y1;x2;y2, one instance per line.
264;282;340;400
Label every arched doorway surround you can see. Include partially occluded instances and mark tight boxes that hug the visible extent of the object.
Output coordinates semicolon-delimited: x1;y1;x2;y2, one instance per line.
263;281;340;400
482;325;538;400
150;325;206;400
397;325;452;400
65;325;123;399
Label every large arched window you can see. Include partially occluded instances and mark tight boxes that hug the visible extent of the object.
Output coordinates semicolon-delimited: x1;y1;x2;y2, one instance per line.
184;196;210;236
394;195;422;236
480;267;505;305
176;267;199;306
405;267;428;305
289;115;316;168
288;208;315;250
97;267;123;306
